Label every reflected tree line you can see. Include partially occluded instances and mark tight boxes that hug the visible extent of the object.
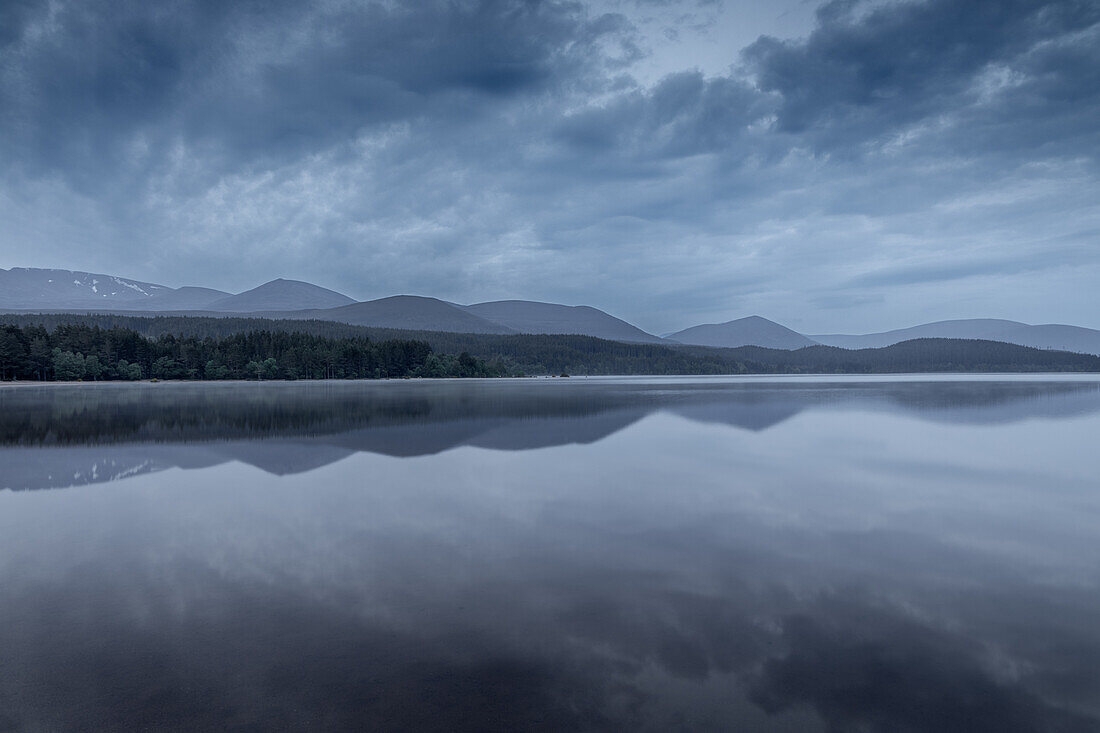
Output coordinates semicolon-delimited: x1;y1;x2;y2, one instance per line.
3;379;1100;448
0;381;642;446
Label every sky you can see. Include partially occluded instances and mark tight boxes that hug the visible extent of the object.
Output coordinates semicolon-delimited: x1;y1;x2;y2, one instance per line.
1;0;1097;334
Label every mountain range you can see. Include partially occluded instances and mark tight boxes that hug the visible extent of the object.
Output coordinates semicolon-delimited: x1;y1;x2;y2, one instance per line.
3;267;1099;355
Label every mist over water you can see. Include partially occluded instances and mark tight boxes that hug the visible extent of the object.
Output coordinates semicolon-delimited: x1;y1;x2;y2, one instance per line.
2;377;1100;731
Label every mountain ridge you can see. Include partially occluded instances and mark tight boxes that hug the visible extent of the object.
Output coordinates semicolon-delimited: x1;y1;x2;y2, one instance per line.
0;267;231;310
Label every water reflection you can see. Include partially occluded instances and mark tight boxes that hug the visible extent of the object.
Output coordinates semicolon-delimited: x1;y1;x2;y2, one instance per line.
4;377;1100;491
1;377;1099;731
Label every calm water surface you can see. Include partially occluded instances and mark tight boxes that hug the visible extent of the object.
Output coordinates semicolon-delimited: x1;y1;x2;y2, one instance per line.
1;376;1100;731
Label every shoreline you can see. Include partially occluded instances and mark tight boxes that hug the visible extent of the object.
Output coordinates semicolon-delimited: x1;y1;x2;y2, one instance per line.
3;372;1100;389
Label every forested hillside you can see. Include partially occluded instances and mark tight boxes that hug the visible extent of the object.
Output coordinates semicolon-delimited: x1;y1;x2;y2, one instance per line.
0;324;503;381
0;315;733;375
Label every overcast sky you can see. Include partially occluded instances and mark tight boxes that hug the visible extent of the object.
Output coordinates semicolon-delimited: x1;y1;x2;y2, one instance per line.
1;0;1097;333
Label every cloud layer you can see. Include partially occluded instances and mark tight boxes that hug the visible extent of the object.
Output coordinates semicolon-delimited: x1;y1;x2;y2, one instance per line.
1;0;1097;332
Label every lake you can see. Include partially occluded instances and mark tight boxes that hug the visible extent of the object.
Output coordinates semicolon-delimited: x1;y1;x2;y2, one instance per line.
2;376;1100;731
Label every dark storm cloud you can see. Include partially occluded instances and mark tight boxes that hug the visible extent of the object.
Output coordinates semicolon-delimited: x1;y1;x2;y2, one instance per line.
545;0;1100;168
186;1;634;162
2;1;287;173
743;0;1100;154
12;0;1094;187
0;0;632;186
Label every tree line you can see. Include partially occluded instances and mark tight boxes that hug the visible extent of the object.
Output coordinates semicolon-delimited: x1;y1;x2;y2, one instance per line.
1;315;1098;376
0;314;736;375
0;324;506;381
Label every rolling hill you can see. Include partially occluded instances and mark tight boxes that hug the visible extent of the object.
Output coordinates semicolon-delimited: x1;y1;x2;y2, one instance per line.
667;316;818;349
811;319;1100;356
462;300;663;342
280;296;515;334
206;279;355;312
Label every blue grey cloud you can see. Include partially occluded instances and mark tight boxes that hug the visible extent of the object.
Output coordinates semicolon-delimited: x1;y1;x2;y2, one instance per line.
1;0;631;184
0;0;1097;333
744;0;1100;154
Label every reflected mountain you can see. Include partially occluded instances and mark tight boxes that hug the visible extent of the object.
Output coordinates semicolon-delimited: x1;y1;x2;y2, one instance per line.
3;378;1100;491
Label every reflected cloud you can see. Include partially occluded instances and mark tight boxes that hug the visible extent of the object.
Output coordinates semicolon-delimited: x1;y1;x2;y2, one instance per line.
2;495;1099;730
750;597;1098;733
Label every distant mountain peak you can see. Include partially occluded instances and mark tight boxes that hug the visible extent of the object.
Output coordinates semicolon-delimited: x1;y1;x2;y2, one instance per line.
206;279;355;312
667;316;817;350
